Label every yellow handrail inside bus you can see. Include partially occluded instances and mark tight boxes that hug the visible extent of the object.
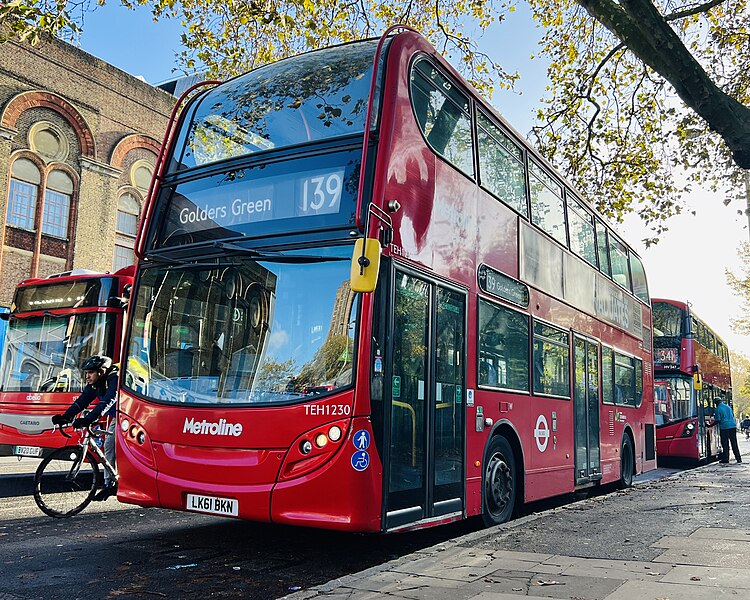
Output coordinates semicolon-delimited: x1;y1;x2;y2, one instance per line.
392;400;416;467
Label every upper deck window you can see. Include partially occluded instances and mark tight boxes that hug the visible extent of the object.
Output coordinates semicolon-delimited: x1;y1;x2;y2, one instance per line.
608;236;631;291
477;112;527;216
629;253;649;303
410;59;473;177
595;221;611;276
170;40;381;171
652;302;683;338
567;195;596;267
529;160;566;246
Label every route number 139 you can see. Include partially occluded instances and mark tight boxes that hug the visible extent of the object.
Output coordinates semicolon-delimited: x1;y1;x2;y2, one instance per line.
300;171;344;214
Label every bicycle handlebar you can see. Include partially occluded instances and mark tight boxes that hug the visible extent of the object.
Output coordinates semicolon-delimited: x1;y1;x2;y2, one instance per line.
56;422;105;438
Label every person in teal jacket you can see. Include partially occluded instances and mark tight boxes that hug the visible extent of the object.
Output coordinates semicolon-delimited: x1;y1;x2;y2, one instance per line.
713;395;742;464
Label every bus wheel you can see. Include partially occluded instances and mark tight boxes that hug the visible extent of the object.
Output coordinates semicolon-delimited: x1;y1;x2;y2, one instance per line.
619;436;634;489
483;436;516;527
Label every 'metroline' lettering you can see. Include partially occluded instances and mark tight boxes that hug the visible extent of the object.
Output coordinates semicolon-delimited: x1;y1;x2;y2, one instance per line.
183;417;243;436
178;198;273;225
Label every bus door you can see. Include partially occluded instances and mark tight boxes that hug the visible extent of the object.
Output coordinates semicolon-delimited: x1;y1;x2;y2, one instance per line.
696;385;711;459
384;269;466;530
573;335;601;485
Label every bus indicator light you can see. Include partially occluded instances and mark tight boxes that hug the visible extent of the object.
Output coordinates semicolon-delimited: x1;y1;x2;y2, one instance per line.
315;434;328;448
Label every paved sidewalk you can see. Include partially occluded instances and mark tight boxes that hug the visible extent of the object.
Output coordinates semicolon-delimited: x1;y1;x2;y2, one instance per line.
286;455;750;599
0;455;40;476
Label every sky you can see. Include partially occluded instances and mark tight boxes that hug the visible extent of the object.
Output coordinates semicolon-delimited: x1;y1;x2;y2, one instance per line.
75;2;750;357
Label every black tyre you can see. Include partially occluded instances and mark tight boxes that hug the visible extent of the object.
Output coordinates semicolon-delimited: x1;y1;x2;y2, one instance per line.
482;436;516;527
34;446;100;518
619;436;634;489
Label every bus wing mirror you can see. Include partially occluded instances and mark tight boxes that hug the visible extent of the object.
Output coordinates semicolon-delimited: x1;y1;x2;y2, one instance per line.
350;238;381;293
107;296;128;309
693;373;703;390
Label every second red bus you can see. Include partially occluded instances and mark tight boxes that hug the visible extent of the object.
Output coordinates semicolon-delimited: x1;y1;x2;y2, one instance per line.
652;298;731;464
0;266;132;459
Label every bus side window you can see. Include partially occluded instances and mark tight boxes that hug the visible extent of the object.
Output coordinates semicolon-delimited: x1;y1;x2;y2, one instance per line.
477;299;529;392
595;221;611;277
410;59;474;177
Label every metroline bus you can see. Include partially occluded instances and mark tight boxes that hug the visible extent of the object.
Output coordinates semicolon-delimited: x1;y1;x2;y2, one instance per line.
652;298;731;464
117;27;656;532
0;267;132;459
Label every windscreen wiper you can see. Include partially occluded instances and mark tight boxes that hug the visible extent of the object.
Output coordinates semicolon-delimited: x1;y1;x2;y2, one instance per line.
212;241;349;263
10;310;68;320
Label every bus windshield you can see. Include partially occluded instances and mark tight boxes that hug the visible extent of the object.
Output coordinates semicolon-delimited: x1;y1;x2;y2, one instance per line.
654;377;694;424
125;245;357;405
0;313;117;393
170;40;382;171
652;302;684;338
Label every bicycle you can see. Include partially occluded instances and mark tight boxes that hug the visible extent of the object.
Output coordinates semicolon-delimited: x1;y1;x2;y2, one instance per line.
33;423;117;518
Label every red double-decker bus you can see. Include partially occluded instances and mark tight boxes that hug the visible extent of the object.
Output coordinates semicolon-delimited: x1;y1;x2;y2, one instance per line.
117;28;656;532
652;298;731;464
0;267;132;459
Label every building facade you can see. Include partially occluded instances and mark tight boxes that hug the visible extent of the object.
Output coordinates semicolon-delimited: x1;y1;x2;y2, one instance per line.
0;35;175;306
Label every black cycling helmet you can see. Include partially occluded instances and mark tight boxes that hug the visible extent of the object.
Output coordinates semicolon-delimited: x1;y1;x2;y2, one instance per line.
80;355;112;372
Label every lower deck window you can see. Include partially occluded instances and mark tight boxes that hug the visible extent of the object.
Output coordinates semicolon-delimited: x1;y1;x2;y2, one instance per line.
532;322;570;397
603;348;643;407
477;299;529;391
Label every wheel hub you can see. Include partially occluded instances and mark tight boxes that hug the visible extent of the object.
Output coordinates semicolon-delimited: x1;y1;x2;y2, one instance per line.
486;452;511;512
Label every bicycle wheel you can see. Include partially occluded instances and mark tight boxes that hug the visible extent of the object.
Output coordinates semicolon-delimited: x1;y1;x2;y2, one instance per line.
34;446;100;518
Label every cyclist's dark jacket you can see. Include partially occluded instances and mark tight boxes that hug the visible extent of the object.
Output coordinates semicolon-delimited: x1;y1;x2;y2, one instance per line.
61;366;119;422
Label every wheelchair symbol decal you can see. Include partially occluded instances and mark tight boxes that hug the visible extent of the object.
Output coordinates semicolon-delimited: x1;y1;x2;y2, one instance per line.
351;450;370;472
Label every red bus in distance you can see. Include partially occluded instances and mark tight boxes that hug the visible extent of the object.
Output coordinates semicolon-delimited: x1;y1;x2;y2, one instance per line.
652;298;730;464
117;27;656;532
0;267;132;459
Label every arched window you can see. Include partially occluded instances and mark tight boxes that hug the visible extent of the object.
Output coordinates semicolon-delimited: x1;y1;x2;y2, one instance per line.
7;158;40;230
130;160;153;195
42;170;73;238
114;192;140;270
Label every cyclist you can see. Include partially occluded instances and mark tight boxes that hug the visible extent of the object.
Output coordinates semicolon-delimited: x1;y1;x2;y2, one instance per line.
741;416;750;439
51;355;119;501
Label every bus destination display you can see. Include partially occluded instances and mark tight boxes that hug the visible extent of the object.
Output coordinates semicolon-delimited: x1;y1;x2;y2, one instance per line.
156;150;360;248
478;264;530;308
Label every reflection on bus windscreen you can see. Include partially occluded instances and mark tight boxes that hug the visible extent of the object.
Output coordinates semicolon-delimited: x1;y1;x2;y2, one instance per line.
126;246;357;404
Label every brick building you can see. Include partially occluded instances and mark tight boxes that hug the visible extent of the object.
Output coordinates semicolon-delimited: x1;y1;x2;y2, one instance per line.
0;35;175;307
